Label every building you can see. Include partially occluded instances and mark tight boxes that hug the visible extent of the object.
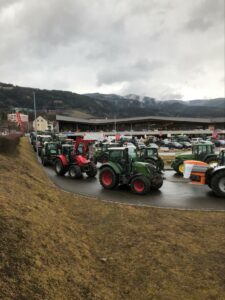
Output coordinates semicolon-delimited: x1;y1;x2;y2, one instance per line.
55;115;225;136
33;116;53;131
7;113;28;123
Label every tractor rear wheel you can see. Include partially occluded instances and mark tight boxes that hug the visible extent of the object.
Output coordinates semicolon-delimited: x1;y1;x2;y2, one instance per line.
151;174;163;190
86;162;97;177
130;176;150;195
99;167;118;189
68;165;82;179
211;170;225;198
55;159;67;176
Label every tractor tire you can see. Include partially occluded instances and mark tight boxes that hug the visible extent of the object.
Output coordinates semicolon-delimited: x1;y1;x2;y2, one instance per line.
210;170;225;198
151;174;164;190
68;165;82;179
86;162;97;178
130;176;150;195
41;156;48;166
55;159;67;176
175;162;184;175
99;167;118;189
205;157;218;168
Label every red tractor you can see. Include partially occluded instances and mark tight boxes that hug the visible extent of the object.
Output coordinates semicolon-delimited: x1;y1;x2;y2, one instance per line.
54;144;97;178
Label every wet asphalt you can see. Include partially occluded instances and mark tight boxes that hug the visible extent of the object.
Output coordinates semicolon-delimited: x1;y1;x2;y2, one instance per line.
43;165;225;211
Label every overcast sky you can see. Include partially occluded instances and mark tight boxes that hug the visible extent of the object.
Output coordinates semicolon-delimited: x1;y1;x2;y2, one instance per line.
0;0;224;100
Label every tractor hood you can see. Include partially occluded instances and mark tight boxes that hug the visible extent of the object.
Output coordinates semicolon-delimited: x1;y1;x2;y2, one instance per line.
175;153;193;160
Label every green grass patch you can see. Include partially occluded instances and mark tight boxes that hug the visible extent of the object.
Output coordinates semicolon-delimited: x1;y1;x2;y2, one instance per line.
0;138;225;299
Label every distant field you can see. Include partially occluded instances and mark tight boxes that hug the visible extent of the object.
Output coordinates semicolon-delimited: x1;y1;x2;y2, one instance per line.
63;109;94;119
0;138;225;299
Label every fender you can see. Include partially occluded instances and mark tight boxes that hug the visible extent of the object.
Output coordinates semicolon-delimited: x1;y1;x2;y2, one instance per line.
210;166;225;176
76;155;90;165
99;162;123;174
204;154;218;161
58;155;68;166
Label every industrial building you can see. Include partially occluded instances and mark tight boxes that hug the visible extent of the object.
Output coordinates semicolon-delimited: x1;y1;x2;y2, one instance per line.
55;115;225;136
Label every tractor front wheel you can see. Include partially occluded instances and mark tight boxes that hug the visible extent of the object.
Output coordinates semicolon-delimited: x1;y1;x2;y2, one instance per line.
41;156;48;166
68;165;82;179
176;162;184;175
130;176;150;195
211;170;225;198
55;159;67;176
86;162;97;177
151;174;163;190
99;167;118;189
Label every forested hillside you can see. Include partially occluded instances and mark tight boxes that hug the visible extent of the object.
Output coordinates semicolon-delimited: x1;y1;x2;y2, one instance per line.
0;82;224;119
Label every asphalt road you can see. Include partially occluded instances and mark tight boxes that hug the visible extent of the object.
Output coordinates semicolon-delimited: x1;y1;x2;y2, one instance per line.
43;166;225;211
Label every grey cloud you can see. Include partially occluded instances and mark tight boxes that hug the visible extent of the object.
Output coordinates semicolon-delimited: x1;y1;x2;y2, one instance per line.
97;59;163;85
0;0;224;100
186;0;224;31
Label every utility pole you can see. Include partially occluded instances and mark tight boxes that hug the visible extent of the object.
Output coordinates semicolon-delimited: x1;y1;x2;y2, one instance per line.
33;91;38;156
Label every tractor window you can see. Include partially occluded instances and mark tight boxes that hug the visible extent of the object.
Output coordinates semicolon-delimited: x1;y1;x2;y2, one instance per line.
193;146;198;155
198;145;207;154
146;149;156;156
128;147;137;159
109;150;123;162
48;143;57;150
77;143;84;154
102;144;109;152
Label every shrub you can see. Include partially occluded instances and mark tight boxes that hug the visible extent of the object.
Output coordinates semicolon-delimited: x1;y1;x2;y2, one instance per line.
0;134;21;154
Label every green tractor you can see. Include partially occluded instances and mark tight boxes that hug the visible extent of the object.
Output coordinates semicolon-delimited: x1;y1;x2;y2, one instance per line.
41;141;61;166
93;142;119;164
171;142;218;175
99;147;163;195
139;146;164;171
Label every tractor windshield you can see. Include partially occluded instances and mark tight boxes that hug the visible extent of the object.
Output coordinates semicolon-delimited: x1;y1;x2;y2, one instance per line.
146;148;157;156
109;150;124;162
127;147;137;159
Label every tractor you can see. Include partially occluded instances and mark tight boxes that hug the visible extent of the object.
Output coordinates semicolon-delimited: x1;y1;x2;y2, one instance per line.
184;150;225;198
139;146;164;171
40;141;61;166
171;142;218;175
99;147;163;195
54;144;97;178
34;135;52;156
93;142;119;164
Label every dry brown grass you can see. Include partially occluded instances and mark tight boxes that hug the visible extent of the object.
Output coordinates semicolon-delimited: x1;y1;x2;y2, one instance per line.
0;138;225;299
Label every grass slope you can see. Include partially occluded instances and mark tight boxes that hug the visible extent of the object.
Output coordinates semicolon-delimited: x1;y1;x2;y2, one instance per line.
0;138;225;300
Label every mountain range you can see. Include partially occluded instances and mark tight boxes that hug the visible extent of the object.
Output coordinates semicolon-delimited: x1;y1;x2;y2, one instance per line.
0;82;224;119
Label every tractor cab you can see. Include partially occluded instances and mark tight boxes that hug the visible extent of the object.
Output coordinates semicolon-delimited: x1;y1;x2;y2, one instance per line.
44;142;58;155
61;144;74;161
140;147;158;160
192;143;215;161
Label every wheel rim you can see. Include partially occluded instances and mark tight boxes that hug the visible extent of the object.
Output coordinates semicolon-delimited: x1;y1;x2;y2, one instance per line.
56;161;61;172
178;163;184;173
208;161;218;168
101;171;113;186
133;180;145;193
218;177;225;192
